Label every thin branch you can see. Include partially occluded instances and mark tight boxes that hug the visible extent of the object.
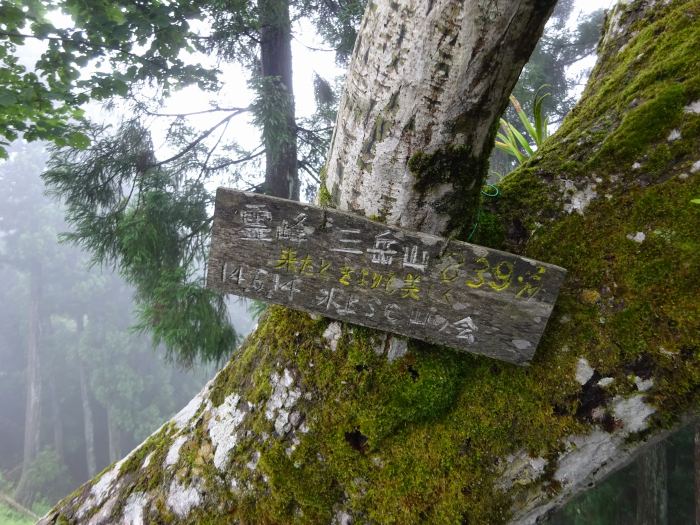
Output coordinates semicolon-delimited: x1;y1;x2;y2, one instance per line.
298;160;321;184
291;34;336;53
196;118;231;183
152;113;241;167
296;124;334;134
203;147;265;172
141;106;251;118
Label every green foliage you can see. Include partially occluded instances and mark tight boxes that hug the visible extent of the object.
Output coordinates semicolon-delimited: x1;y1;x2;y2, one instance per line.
43;121;237;363
511;0;605;122
297;0;367;64
250;76;295;166
0;0;366;362
0;503;34;525
247;300;268;321
495;90;550;165
0;0;220;157
18;450;73;504
490;2;605;178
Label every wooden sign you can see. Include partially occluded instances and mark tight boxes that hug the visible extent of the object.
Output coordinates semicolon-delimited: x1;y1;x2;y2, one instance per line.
207;188;566;365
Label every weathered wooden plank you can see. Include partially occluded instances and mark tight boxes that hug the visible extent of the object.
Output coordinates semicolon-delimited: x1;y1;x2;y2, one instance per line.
207;188;566;364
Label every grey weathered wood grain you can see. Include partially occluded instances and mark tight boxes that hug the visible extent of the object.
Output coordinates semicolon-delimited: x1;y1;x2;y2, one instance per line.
207;188;566;364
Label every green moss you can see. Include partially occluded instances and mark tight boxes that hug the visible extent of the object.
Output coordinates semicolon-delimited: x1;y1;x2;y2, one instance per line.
471;209;506;248
595;84;686;165
318;165;333;207
408;144;488;237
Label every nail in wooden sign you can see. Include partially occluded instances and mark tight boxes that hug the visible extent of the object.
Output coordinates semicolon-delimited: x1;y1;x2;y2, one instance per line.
206;188;566;364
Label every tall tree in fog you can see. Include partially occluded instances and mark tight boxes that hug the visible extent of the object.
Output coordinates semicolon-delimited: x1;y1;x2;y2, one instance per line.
0;141;55;503
0;142;216;505
1;0;364;363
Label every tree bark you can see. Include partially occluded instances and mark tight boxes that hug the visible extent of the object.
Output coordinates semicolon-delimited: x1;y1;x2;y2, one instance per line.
636;443;668;525
324;0;555;236
48;371;65;466
259;0;299;200
106;408;121;465
76;316;97;479
39;0;700;523
14;265;42;505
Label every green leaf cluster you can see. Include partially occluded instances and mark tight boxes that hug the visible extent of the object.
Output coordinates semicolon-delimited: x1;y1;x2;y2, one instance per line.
495;89;550;165
0;0;223;157
43;122;237;364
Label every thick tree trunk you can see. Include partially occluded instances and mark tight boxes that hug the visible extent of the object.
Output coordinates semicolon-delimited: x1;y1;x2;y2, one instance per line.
259;0;299;200
636;444;668;525
324;0;555;236
40;0;700;523
14;266;42;504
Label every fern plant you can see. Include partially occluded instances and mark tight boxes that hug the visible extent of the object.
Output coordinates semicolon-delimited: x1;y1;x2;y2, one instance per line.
495;86;550;165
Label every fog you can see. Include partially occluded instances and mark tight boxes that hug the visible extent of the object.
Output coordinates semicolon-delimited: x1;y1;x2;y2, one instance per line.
0;140;256;517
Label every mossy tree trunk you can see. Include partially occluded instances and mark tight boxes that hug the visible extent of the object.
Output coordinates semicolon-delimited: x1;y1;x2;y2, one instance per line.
40;0;699;523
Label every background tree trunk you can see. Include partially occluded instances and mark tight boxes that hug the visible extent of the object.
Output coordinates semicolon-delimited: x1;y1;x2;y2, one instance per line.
260;0;299;200
14;266;42;504
76;316;97;478
48;372;65;466
78;359;97;478
39;0;700;523
637;444;668;525
106;408;121;465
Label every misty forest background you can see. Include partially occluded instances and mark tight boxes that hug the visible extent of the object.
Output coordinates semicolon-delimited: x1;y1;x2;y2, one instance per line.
0;0;696;523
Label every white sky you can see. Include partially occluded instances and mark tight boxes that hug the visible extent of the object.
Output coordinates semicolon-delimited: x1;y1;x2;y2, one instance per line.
14;0;618;175
160;0;615;151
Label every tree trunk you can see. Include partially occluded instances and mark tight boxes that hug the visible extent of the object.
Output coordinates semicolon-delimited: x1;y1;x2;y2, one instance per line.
637;444;668;525
39;0;700;523
324;0;555;236
77;316;97;479
106;408;121;465
259;0;299;200
78;360;97;478
48;371;65;466
14;265;42;505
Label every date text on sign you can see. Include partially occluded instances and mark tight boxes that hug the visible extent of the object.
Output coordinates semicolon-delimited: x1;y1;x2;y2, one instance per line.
207;188;566;365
